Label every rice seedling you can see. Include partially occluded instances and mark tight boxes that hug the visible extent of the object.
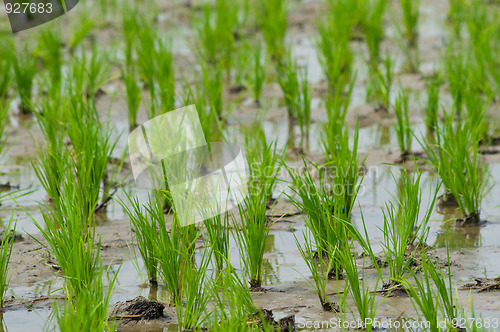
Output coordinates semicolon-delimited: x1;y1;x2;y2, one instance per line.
393;90;413;157
201;60;224;121
55;264;119;332
11;45;37;114
316;21;353;94
336;240;379;330
276;53;311;142
155;41;175;114
203;210;231;272
420;112;489;225
400;0;420;48
425;77;440;135
0;56;11;99
175;248;214;331
448;0;466;38
0;213;15;308
232;192;269;289
381;167;438;292
120;194;159;285
257;0;287;63
294;229;336;311
362;0;387;65
0;96;10;161
122;68;142;131
365;55;393;111
243;122;285;202
247;42;267;105
37;28;63;91
443;42;468;118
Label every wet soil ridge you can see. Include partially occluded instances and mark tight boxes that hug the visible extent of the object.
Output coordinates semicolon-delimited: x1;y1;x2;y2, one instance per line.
111;296;165;321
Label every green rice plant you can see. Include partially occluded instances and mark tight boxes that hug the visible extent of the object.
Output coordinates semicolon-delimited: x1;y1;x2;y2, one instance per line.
68;12;95;52
11;45;37;114
0;56;11;98
443;42;468;118
365;55;393;111
316;21;353;94
294;229;336;311
286;158;358;279
247;42;267;105
37;28;63;91
276;53;311;142
155;41;175;114
175;248;214;331
243;122;285;202
400;0;420;48
393;91;413;156
197;0;238;75
425;77;440;134
336;240;379;330
0;213;15;308
362;0;387;64
122;68;142;131
326;0;359;40
381;167;437;291
0;96;10;161
203;211;231;272
257;0;287;63
55;264;119;332
448;0;466;38
232;192;269;289
120;194;159;284
321;120;363;215
201;60;224;121
420;112;489;225
85;46;113;99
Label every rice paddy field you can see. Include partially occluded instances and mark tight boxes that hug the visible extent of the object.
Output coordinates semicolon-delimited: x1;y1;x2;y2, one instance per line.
1;0;500;331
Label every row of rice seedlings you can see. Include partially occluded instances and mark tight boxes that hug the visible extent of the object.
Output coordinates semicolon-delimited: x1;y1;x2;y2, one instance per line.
243;122;285;202
421;113;489;225
276;53;311;143
400;0;420;48
316;21;353;94
257;0;288;63
0;214;15;308
362;0;387;65
393;90;413;157
365;55;393;111
381;167;437;292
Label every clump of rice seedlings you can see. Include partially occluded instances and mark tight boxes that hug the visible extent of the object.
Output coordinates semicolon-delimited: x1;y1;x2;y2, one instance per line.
37;28;63;91
0;96;10;160
55;264;119;331
247;42;267;105
201;61;224;121
175;248;214;331
400;0;420;48
243;122;285;202
85;46;113;99
294;229;336;311
233;192;269;289
337;240;379;330
287;157;359;280
276;53;311;142
122;68;142;131
381;167;437;293
155;41;175;114
0;56;11;98
443;42;467;118
316;21;353;94
362;0;387;65
121;194;159;285
366;55;393;111
258;0;288;63
321;120;363;215
197;0;238;75
425;77;440;135
421;113;489;225
393;91;413;157
203;211;230;272
0;213;15;308
11;45;37;114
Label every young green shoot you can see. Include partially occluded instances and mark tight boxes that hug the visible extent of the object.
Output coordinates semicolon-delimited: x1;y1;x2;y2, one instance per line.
0;213;15;308
400;0;420;48
393;90;413;157
122;68;142;131
11;45;37;114
362;0;387;65
258;0;287;63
